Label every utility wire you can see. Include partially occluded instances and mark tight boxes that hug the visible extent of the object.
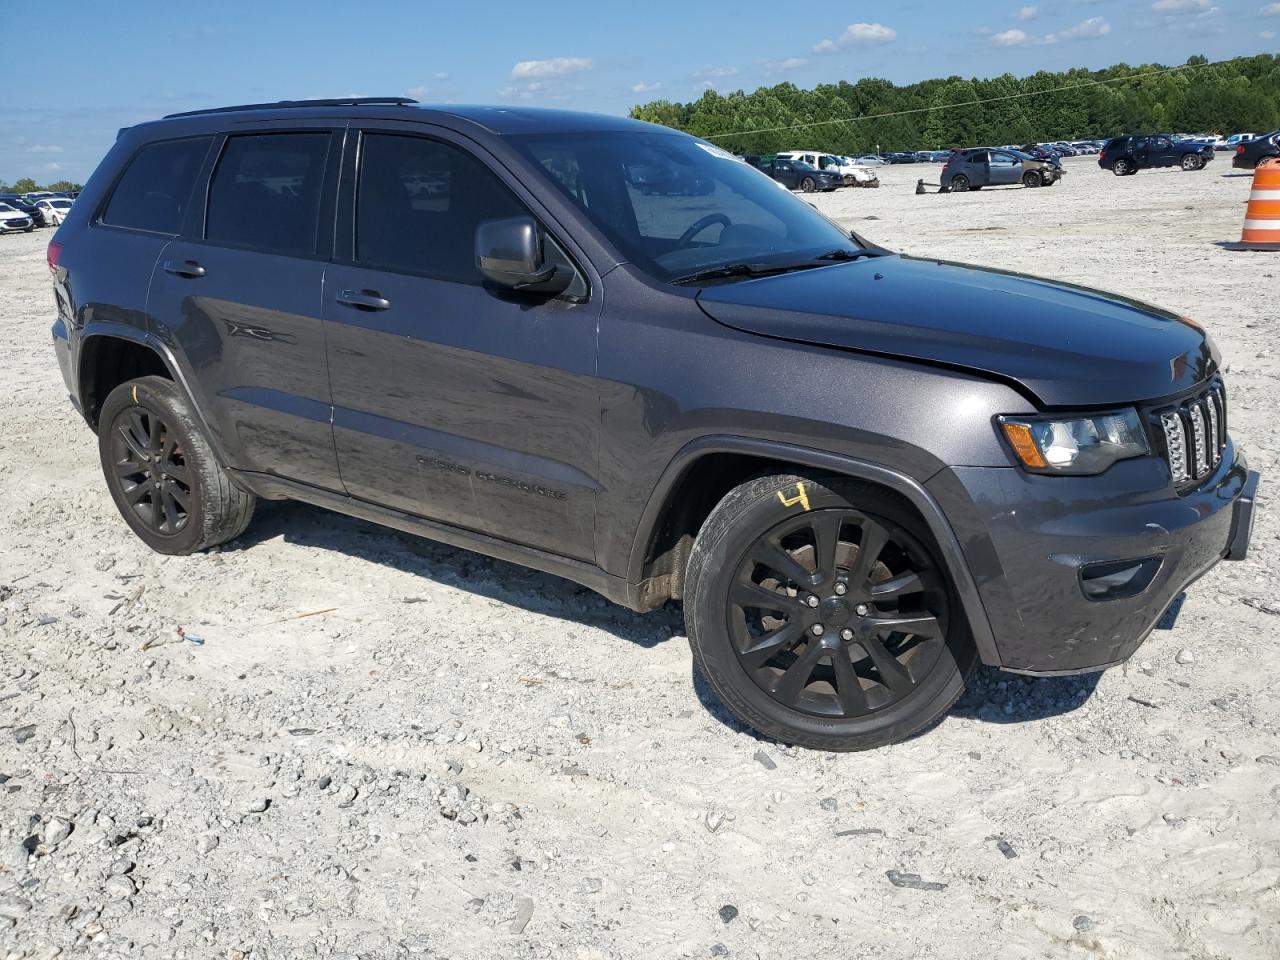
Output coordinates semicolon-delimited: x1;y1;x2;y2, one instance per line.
701;57;1235;141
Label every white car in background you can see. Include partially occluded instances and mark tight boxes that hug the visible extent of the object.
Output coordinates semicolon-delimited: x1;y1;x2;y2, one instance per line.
852;154;887;166
35;198;73;225
0;201;34;234
776;150;881;188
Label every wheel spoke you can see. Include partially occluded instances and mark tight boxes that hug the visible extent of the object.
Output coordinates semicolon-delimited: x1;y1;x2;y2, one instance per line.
850;519;890;586
871;614;941;639
165;481;191;510
117;423;149;463
750;541;814;588
770;640;827;706
149;487;162;528
731;580;798;615
862;635;914;693
160;487;184;531
122;481;150;505
114;458;145;478
829;646;871;716
810;512;845;579
870;571;923;600
739;620;804;670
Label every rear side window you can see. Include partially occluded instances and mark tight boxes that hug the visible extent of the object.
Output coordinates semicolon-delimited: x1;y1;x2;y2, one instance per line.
355;133;527;282
206;133;330;257
102;137;212;235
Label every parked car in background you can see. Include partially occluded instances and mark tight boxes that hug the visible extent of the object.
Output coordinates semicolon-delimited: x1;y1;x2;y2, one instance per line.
35;197;73;225
1099;135;1214;175
942;148;1062;192
0;194;46;225
852;154;886;166
1234;131;1280;170
775;152;878;188
0;201;34;233
1218;133;1256;152
759;158;840;192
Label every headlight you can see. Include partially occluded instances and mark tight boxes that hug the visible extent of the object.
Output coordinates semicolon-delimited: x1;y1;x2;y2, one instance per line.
998;408;1150;475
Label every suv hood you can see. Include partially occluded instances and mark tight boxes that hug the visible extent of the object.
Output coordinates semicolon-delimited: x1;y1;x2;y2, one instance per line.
696;255;1217;407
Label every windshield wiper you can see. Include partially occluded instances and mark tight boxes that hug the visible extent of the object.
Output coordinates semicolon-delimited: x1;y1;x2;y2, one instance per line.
812;248;879;262
671;262;807;286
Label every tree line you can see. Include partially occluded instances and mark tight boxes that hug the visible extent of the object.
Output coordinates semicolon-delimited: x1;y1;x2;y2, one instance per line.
0;177;83;195
629;54;1280;155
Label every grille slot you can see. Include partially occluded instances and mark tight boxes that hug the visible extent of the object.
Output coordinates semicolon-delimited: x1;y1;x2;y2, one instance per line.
1151;381;1227;491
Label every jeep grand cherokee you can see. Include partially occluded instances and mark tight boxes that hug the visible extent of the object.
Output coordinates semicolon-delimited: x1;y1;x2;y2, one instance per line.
50;98;1259;751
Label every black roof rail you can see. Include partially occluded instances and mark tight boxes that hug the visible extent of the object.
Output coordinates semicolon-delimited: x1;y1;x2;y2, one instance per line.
162;97;419;119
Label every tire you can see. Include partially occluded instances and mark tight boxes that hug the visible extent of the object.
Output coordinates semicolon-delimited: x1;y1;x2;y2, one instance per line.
800;177;816;193
23;226;33;233
1181;154;1203;171
684;473;976;752
1022;171;1041;188
949;174;969;193
98;375;255;555
1112;159;1131;176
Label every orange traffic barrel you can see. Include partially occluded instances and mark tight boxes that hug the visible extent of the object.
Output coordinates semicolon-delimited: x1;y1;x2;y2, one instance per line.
1236;157;1280;251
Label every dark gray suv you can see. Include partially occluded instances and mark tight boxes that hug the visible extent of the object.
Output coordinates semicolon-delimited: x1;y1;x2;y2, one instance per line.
49;98;1258;751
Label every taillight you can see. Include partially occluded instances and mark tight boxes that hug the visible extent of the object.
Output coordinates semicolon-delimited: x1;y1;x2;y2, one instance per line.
1236;145;1246;154
47;240;62;274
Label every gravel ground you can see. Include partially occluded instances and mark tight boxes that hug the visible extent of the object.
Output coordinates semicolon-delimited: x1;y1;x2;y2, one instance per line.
1;155;1277;960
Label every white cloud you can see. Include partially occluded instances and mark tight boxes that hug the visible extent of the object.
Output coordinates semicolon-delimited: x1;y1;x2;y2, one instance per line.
815;22;897;52
405;86;430;99
1262;28;1277;37
1014;6;1039;19
765;56;810;71
993;29;1030;45
27;144;63;154
631;81;661;94
510;57;593;79
433;71;449;80
1152;0;1209;9
44;162;65;171
1261;2;1280;12
1043;16;1111;43
694;64;739;78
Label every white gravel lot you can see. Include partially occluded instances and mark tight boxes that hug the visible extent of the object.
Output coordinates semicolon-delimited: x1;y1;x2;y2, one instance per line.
1;155;1277;960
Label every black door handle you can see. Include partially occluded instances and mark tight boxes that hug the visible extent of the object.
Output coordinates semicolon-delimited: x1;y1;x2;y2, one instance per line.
163;259;205;279
336;289;391;311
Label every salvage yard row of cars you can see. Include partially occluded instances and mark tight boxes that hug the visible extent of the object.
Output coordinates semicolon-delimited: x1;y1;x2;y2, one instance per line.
0;190;76;234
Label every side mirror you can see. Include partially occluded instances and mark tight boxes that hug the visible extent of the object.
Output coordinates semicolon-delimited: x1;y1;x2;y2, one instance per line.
475;216;562;291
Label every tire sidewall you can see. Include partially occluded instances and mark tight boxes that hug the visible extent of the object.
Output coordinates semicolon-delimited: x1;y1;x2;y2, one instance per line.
97;377;212;554
686;474;974;750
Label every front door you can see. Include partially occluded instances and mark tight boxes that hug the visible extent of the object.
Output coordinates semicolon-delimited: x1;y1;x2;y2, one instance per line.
323;126;601;561
147;127;345;491
989;151;1022;185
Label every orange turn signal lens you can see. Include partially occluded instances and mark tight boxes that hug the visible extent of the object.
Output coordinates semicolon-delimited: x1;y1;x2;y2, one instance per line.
1001;421;1048;469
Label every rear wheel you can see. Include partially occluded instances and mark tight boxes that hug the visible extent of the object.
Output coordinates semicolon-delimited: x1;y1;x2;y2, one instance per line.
1181;154;1203;171
684;474;976;751
949;174;970;193
98;375;255;555
1112;159;1132;176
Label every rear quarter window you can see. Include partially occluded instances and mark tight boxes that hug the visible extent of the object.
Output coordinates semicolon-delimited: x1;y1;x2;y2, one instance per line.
101;137;214;235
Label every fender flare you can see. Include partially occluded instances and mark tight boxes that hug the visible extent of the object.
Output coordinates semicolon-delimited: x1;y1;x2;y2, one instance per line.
78;324;236;472
627;435;1002;667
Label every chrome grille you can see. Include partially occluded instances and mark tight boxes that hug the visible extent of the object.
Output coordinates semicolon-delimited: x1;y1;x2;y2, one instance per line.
1152;381;1227;490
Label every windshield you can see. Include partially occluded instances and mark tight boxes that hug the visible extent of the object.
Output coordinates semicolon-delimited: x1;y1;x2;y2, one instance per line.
506;130;861;283
0;203;14;212
50;200;72;209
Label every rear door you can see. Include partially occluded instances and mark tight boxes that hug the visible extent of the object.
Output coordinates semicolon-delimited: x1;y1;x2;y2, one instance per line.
146;124;345;491
322;124;602;560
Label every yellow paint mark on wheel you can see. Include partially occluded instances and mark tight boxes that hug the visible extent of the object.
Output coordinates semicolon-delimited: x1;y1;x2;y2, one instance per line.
777;482;811;512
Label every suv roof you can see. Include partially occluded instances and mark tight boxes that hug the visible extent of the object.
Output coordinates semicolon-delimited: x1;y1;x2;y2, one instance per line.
149;97;660;137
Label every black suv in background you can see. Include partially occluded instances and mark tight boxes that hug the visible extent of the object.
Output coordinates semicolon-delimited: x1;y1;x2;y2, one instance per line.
1099;135;1214;175
755;157;840;192
50;99;1258;751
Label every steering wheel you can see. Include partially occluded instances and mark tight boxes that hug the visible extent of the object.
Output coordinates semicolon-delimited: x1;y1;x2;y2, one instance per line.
676;213;731;249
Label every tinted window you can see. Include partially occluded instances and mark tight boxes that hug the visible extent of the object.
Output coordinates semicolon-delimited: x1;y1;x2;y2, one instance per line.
102;137;212;234
356;133;527;282
206;133;330;256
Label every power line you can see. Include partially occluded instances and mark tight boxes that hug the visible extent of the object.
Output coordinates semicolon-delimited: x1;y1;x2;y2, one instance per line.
701;58;1232;142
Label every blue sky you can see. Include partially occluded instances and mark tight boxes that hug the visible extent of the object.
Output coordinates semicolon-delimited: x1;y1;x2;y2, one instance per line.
2;0;1276;183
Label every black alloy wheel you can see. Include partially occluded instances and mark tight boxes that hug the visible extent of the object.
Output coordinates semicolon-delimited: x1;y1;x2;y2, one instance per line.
950;174;970;192
726;508;948;719
800;176;816;193
107;403;193;537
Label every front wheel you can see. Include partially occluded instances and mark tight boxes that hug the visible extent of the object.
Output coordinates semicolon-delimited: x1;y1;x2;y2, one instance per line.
98;375;255;555
800;176;816;193
1022;171;1041;188
1181;154;1203;171
684;474;975;752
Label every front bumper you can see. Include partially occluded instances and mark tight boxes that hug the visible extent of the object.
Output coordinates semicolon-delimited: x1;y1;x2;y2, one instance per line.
929;446;1257;675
